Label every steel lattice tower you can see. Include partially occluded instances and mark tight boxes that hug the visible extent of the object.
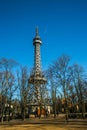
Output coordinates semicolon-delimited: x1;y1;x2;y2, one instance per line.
29;27;46;106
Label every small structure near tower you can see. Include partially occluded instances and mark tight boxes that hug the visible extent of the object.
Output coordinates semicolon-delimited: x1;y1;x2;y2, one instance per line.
28;27;46;116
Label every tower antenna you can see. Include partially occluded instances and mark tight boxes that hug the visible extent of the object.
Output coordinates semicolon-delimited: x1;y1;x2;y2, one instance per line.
36;26;39;37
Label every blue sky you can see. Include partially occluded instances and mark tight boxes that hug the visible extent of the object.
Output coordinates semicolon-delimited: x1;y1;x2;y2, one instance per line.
0;0;87;70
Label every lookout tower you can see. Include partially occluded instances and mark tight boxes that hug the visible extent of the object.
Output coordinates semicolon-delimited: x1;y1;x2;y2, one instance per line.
28;27;46;106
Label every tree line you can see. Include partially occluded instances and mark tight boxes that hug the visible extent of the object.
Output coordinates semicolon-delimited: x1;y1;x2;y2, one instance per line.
0;55;87;122
46;54;87;119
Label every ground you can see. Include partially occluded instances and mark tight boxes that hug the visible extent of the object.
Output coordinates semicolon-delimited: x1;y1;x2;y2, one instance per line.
0;124;87;130
0;117;87;130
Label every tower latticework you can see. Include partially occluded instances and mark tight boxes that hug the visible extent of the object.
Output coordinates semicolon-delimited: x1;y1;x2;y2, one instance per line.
28;27;46;105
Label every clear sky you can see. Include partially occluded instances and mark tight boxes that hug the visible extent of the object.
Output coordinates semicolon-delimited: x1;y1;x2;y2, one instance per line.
0;0;87;70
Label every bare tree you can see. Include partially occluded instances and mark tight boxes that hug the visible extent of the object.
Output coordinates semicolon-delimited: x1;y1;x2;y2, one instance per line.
69;64;86;118
0;58;18;122
17;66;30;120
47;55;71;119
